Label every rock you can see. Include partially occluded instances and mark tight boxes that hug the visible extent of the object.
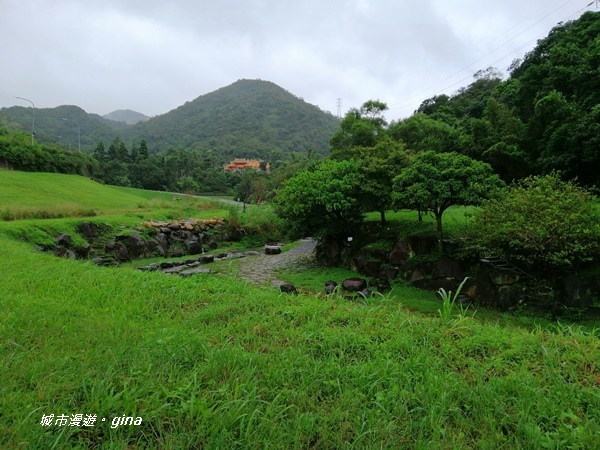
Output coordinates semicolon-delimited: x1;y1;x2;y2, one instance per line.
456;295;472;306
244;251;261;256
105;242;130;262
361;261;381;278
432;256;464;280
342;278;367;292
73;245;90;259
490;270;520;286
55;234;72;247
180;268;211;277
369;277;391;293
358;288;372;298
54;247;76;259
185;239;203;255
280;283;298;294
163;266;187;274
315;236;349;267
353;250;370;271
115;233;147;259
380;267;399;280
412;277;457;293
325;280;338;295
558;274;594;308
388;240;410;265
159;261;175;269
92;256;117;266
407;235;437;256
170;245;186;258
265;245;282;255
198;254;215;263
77;222;100;240
137;263;160;271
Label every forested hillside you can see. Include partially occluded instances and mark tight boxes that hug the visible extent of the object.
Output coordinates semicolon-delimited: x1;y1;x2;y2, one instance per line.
394;11;600;186
1;79;339;161
123;79;339;160
103;109;150;125
0;105;127;151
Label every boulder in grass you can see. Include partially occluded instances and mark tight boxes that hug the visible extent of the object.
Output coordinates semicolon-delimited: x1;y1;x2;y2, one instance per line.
342;278;367;292
325;281;338;295
55;234;72;247
265;245;282;255
280;283;298;294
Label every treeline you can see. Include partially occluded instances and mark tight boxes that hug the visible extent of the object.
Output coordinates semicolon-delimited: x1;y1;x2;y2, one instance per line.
92;137;241;193
0;126;96;176
391;12;600;187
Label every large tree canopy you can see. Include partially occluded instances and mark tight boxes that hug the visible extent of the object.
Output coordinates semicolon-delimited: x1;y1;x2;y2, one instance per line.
329;100;388;160
392;151;505;252
272;159;364;239
472;172;600;275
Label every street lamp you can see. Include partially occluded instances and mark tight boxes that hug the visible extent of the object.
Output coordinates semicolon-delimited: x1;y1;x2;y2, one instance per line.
62;118;81;152
15;96;35;146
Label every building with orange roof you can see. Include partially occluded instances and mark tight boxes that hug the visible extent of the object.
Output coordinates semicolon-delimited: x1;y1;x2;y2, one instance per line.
224;158;270;173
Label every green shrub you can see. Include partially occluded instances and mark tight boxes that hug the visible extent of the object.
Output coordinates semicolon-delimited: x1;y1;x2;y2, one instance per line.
471;173;600;274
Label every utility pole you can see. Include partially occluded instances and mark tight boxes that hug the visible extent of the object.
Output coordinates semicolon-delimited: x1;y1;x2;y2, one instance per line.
336;98;342;119
15;96;35;146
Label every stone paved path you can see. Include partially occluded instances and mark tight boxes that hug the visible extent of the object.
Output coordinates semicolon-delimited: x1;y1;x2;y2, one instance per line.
236;239;317;287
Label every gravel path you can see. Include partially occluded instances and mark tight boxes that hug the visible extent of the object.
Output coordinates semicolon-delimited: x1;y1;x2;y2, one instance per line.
236;239;317;287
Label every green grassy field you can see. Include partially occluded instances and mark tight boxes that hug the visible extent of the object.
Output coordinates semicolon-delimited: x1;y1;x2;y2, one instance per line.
0;171;228;221
1;171;599;449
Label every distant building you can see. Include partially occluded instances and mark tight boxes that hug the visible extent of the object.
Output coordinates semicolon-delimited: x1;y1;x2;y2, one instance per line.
224;158;270;173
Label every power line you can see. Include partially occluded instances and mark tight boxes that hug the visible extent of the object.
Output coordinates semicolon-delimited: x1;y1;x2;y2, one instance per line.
385;0;589;121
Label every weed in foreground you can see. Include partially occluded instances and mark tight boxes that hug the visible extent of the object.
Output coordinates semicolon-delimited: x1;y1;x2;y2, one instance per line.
437;277;470;321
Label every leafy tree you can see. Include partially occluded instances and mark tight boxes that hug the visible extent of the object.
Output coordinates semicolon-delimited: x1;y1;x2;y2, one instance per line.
93;141;106;162
99;160;130;187
128;155;169;190
273;159;364;240
471;173;600;275
459;97;529;182
392;151;504;252
330;100;388;159
388;113;460;154
235;171;259;212
350;137;409;225
138;139;149;160
107;137;128;163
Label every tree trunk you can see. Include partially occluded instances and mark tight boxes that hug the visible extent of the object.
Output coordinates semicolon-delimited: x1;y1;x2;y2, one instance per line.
435;212;444;254
418;210;423;222
380;210;386;226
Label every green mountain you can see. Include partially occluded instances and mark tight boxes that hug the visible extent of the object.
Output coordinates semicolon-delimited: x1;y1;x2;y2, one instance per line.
1;79;339;161
123;79;340;160
0;104;128;151
103;109;150;125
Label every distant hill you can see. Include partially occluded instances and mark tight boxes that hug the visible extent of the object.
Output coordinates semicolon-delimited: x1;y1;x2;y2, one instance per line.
0;80;339;161
103;109;149;125
0;104;129;151
122;79;340;160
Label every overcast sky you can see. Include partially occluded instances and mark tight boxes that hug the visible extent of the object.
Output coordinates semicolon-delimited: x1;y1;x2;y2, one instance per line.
0;0;594;122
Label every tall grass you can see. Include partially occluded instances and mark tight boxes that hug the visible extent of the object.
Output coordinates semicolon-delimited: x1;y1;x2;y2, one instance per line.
2;172;599;448
1;234;599;449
